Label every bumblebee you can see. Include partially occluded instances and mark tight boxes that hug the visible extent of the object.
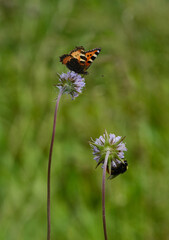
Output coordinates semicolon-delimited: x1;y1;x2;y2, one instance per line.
108;160;128;179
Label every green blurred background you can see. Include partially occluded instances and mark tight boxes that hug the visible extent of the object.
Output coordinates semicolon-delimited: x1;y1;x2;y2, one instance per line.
0;0;169;239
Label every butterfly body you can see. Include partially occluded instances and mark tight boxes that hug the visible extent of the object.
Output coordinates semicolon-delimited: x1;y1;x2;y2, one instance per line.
60;46;101;74
108;160;128;179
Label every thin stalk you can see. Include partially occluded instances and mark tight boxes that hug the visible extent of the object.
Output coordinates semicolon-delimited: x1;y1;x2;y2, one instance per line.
102;150;110;240
47;90;63;240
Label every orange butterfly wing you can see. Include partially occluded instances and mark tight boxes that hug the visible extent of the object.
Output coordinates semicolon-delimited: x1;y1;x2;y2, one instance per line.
70;46;85;62
61;55;72;65
84;48;101;71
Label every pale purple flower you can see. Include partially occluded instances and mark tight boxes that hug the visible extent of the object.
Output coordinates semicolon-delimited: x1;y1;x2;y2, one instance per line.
90;130;128;179
56;71;85;99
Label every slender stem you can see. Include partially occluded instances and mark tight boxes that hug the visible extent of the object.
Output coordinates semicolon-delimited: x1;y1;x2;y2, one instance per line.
102;150;110;240
47;90;62;240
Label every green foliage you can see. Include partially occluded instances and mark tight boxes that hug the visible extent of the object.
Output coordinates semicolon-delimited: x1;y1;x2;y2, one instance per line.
0;0;169;239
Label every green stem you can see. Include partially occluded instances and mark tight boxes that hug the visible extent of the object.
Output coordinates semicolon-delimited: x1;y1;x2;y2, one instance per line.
102;150;110;240
47;90;62;240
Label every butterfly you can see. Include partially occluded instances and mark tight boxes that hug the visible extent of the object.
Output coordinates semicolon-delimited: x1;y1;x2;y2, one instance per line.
59;46;101;75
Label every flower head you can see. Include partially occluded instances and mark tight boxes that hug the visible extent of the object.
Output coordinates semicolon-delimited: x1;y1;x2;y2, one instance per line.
56;71;85;99
89;130;128;179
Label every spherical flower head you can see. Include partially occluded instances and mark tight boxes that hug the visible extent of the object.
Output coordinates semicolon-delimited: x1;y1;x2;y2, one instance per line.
89;130;128;179
56;71;85;99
